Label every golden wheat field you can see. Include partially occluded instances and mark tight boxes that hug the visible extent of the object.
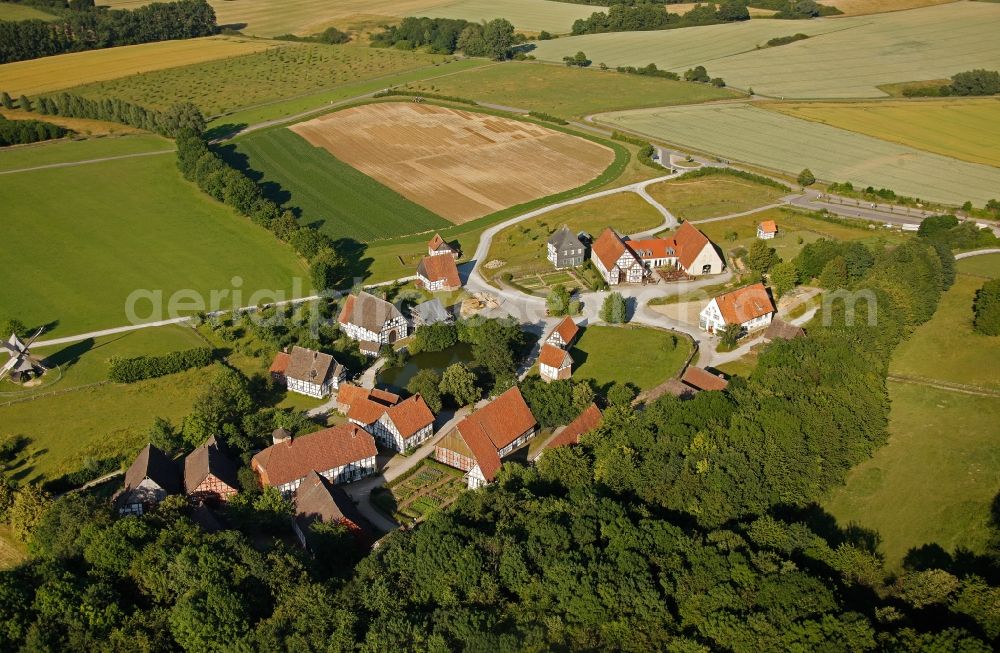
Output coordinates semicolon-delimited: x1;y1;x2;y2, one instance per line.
0;35;278;97
290;102;614;222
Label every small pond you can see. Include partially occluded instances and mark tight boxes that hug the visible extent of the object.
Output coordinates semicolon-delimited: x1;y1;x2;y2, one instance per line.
378;343;475;393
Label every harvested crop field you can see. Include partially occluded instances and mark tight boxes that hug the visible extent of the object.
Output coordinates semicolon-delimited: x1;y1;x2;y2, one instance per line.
599;102;1000;206
0;35;277;97
290;102;615;223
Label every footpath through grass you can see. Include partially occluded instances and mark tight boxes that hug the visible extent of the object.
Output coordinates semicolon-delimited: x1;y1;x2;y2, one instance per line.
647;176;786;222
571;325;691;391
0;134;172;172
0;147;309;337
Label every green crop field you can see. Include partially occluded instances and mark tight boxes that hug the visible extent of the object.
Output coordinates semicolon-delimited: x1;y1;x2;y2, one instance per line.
401;61;737;118
0;145;309;338
224;126;449;243
600;103;1000;206
0;1;57;21
824;382;1000;568
532;3;1000;98
69;43;441;118
647;175;787;221
0;134;173;173
767;99;1000;167
420;0;606;33
890;272;1000;390
571;325;691;391
483;192;663;282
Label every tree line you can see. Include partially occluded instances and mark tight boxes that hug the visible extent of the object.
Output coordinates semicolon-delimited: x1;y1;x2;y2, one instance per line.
370;17;517;60
0;113;69;146
571;1;750;35
903;69;1000;97
0;0;217;64
107;347;214;384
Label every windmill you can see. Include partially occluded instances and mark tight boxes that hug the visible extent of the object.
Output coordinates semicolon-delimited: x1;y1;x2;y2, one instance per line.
2;328;47;383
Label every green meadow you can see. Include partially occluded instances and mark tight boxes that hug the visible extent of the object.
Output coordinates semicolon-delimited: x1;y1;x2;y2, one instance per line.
571;325;691;391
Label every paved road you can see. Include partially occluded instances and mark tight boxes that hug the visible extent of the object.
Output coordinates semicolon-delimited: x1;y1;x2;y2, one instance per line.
956;248;1000;260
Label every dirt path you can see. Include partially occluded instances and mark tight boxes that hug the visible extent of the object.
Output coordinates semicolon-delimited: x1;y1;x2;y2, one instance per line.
887;374;1000;398
0;149;174;176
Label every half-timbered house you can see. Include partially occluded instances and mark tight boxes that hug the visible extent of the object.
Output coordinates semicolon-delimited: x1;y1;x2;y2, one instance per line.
114;444;181;516
183;435;239;504
251;424;377;496
338;292;408;354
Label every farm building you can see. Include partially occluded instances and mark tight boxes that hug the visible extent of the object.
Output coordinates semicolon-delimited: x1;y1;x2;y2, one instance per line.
545;315;580;349
369;394;436;452
336;383;400;415
592;223;723;285
681;367;729;393
763;318;805;342
539;343;573;382
273;346;346;398
699;283;776;335
114;444;181;516
435;386;537;489
251;424;377;496
542;403;603;455
427;232;459;258
183;435;239;505
292;471;370;551
547;225;587;269
338;291;408;353
757;220;778;240
416;254;462;292
410;298;452;327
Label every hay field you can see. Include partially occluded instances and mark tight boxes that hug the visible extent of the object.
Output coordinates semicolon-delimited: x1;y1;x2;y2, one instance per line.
819;0;958;15
69;43;439;117
401;61;738;118
532;2;1000;98
99;0;599;36
0;2;57;21
0;108;144;136
599;102;1000;206
290;102;615;223
0;35;277;97
765;99;1000;167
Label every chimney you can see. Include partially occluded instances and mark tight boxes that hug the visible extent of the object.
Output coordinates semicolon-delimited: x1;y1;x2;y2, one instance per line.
272;427;292;445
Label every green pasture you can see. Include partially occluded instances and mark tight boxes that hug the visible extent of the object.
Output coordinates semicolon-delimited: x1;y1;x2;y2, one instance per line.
824;382;1000;569
483;191;663;282
647;175;786;222
0;149;309;337
0;134;173;172
571;325;691;391
0;1;57;21
69;43;443;117
600;102;1000;206
956;253;1000;278
223;127;449;242
421;0;604;33
533;3;1000;98
402;61;737;118
890;272;1000;390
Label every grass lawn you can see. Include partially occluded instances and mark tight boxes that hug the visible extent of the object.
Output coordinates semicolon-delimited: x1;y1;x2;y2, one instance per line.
0;133;172;172
890;273;1000;390
0;148;309;337
600;102;1000;207
0;35;278;97
0;1;57;21
766;98;1000;167
483;192;663;282
647;176;786;222
571;324;691;391
69;42;441;118
824;382;1000;569
0;364;216;484
956;253;1000;279
715;351;760;378
401;61;738;118
222;126;449;243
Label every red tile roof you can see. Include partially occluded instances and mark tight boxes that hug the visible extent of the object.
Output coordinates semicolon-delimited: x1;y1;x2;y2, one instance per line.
456;387;537;481
549;316;579;345
591;228;632;271
371;388;401;405
673;222;713;270
546;403;602;450
626;238;678;260
759;220;778;234
385;394;435;437
338;384;399;410
538;343;572;370
713;282;775;325
681;367;729;392
347;397;389;425
251;424;377;488
417;254;461;289
269;352;290;375
428;233;455;253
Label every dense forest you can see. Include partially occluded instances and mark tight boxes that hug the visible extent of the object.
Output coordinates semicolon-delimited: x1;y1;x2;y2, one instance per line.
1;235;998;650
571;1;749;35
0;0;217;64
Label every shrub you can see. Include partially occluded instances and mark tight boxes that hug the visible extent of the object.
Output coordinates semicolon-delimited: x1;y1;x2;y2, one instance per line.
108;347;214;383
973;279;1000;336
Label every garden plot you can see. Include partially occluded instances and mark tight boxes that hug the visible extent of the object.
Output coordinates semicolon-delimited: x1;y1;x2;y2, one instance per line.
290;102;614;223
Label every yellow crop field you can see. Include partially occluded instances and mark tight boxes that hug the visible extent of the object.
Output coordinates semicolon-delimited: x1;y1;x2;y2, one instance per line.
765;98;1000;167
0;35;278;97
819;0;958;16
